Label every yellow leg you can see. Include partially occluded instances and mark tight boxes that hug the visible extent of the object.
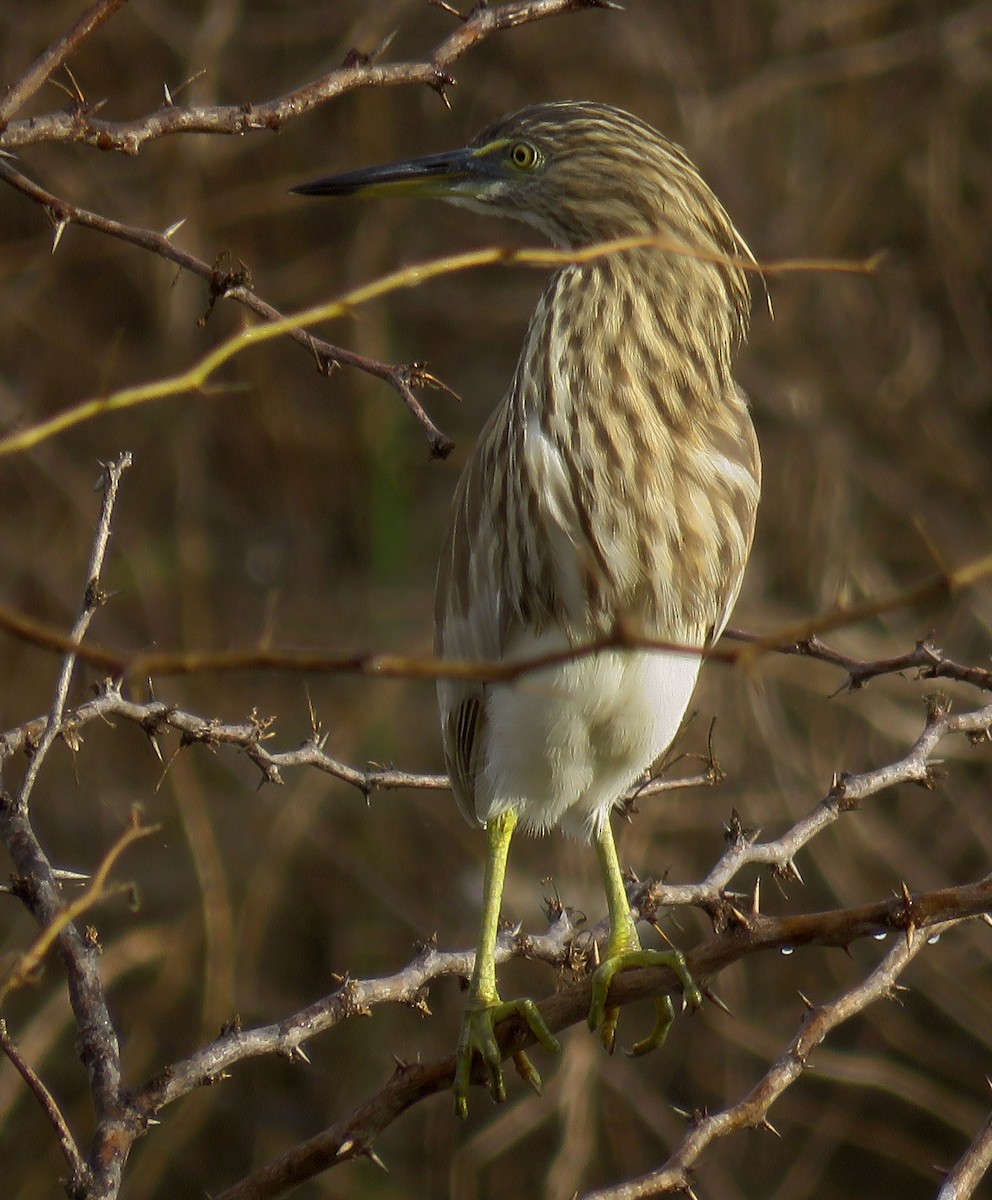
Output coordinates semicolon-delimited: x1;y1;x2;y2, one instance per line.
588;819;701;1055
453;809;560;1118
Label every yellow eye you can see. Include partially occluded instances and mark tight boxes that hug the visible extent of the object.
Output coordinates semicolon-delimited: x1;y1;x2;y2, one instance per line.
509;141;540;170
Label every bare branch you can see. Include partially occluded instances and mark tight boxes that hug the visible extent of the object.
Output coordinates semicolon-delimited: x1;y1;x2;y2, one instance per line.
0;453;141;1198
0;1019;89;1195
0;0;128;130
2;548;991;692
937;1107;992;1200
636;695;992;914
0;1;615;154
0;685;714;802
579;919;965;1200
725;629;992;693
0;788;147;1197
0;810;156;1007
0;160;455;458
205;891;990;1200
12;453;131;813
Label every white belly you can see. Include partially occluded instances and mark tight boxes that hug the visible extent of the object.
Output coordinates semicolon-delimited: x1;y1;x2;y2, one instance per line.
477;628;702;839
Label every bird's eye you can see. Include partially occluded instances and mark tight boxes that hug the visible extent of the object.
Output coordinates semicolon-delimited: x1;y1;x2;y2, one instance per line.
508;141;540;170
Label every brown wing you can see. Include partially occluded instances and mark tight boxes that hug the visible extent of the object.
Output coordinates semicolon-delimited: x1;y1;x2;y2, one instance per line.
434;425;507;827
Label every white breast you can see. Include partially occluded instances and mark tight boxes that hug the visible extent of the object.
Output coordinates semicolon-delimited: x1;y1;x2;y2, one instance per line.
477;626;702;839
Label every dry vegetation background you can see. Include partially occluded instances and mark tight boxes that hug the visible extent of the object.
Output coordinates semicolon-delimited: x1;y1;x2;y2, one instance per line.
1;1;992;1198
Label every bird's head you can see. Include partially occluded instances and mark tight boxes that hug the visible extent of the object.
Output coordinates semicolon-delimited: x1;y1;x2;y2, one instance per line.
293;100;747;257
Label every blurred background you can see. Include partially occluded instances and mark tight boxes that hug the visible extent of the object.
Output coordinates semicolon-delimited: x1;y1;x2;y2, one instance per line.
1;1;991;1197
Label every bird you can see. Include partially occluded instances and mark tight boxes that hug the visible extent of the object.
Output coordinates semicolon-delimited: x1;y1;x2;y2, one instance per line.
293;100;761;1117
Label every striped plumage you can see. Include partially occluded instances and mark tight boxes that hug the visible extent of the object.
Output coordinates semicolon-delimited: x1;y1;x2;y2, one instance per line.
435;103;759;836
294;101;760;1115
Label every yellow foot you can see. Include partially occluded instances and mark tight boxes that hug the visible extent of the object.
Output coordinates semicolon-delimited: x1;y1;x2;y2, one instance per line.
588;948;702;1056
453;996;561;1119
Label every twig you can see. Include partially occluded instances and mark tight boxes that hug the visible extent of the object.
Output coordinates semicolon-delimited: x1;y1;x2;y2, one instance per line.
0;453;139;1198
0;0;128;130
12;454;131;813
0;192;879;463
0;684;717;801
0;1019;90;1194
0;810;156;1007
578;918;964;1200
635;695;992;914
206;892;989;1200
0;790;144;1198
1;551;991;687
0;1;615;153
725;629;992;693
0;160;455;458
937;1107;992;1200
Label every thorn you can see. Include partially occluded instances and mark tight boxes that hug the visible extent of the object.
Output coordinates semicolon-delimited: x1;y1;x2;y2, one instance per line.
163;217;187;239
797;990;815;1010
305;684;322;740
51;217;68;254
749;877;760;915
52;868;90;885
337;1138;354;1158
369;30;397;62
980;913;992;929
785;858;804;885
364;1147;388;1173
429;0;467;16
701;985;733;1018
671;1104;692;1121
163;81;173;105
63;63;85;105
905;921;916;951
291;1045;311;1065
760;1116;781;1137
148;734;163;763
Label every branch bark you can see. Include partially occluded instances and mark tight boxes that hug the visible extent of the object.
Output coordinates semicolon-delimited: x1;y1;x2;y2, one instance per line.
0;1;617;153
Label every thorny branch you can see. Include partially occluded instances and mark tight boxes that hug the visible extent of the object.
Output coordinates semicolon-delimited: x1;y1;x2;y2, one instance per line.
206;890;992;1200
0;159;456;458
0;0;129;132
1;547;990;688
12;454;130;813
1;6;991;1195
726;627;992;693
0;0;616;154
0;153;877;464
937;1107;992;1200
0;684;716;801
0;1018;88;1195
578;918;963;1200
0;458;146;1200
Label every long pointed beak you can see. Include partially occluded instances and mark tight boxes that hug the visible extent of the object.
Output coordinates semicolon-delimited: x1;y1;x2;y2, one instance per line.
292;147;487;200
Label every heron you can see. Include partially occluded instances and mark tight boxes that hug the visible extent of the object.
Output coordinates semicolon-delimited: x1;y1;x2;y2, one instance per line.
294;100;760;1116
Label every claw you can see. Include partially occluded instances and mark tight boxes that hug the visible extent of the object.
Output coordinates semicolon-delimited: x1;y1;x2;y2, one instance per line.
627;993;676;1057
453;996;561;1118
588;947;701;1055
